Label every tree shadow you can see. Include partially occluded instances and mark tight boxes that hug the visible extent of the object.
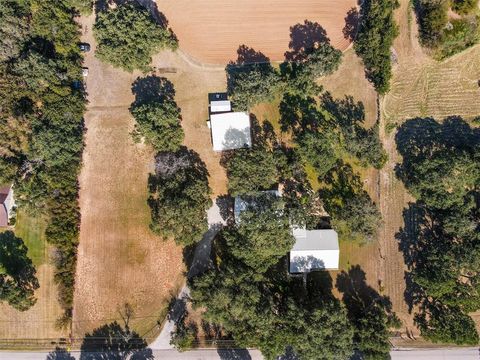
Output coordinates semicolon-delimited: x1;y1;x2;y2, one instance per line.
46;347;75;360
216;195;234;226
234;45;270;65
343;7;360;41
131;75;175;107
336;265;393;316
279;93;326;134
320;92;365;128
79;317;154;360
284;20;330;62
217;348;252;360
0;231;39;311
151;146;209;180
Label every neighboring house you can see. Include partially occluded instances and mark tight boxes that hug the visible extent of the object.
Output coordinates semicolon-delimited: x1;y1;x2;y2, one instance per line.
0;186;15;227
289;228;339;273
233;190;340;273
207;92;252;151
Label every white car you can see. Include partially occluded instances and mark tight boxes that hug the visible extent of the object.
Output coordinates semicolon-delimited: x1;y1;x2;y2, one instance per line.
82;67;89;77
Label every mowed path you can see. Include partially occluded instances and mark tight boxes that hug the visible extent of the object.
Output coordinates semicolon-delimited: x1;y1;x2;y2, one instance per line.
157;0;356;64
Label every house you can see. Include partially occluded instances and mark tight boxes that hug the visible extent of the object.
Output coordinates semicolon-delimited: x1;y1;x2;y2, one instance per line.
0;186;14;227
207;93;252;151
289;228;339;273
233;190;340;273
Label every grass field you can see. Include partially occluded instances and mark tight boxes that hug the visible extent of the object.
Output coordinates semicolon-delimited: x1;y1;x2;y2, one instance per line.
14;210;47;267
0;212;64;342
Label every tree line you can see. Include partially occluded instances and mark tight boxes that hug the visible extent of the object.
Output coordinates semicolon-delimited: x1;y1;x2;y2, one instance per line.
396;116;480;345
0;0;89;324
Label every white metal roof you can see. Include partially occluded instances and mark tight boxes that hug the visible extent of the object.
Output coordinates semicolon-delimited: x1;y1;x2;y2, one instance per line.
210;112;252;151
289;229;339;272
210;100;231;113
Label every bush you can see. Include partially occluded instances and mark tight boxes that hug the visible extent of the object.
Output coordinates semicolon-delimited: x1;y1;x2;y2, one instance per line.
94;2;177;72
451;0;479;15
436;18;480;59
130;101;183;152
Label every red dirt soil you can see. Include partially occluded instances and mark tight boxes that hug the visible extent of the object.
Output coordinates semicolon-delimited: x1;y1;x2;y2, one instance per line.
156;0;357;64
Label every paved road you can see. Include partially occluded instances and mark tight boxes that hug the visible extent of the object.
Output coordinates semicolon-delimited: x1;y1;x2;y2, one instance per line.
390;348;480;359
1;348;479;359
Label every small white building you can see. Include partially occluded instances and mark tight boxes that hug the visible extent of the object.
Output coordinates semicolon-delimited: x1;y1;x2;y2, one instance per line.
210;100;231;113
209;112;252;151
289;228;339;273
0;186;15;227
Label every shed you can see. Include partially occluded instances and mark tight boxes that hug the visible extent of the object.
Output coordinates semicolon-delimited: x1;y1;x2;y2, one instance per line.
209;112;252;151
0;186;14;227
210;100;232;113
289;229;339;273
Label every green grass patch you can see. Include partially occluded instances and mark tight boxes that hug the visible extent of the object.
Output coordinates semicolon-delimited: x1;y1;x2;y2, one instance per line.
14;210;47;266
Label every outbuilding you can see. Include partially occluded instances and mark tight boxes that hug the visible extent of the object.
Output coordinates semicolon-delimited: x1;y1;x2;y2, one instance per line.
289;228;339;273
209;112;252;151
0;186;14;227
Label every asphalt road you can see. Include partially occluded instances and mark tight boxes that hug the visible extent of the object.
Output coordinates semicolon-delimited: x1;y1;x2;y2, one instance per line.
1;348;479;359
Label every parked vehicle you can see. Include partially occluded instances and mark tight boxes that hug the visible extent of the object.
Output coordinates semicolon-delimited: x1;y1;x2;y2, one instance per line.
82;67;89;77
79;43;91;52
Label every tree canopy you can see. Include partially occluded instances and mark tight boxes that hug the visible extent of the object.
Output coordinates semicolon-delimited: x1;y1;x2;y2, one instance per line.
94;1;177;72
225;147;282;196
354;0;399;94
148;148;212;246
0;231;39;311
0;0;86;322
395;117;480;344
225;194;294;273
130;76;183;152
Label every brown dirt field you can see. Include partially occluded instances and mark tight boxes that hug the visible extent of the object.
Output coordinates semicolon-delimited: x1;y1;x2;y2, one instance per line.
73;14;228;339
156;0;357;64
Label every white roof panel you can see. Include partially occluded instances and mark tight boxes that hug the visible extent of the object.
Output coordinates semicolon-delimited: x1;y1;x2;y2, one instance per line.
210;100;231;113
210;112;252;151
290;229;339;272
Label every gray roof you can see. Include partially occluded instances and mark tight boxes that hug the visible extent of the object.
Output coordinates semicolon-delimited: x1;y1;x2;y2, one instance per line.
292;229;339;251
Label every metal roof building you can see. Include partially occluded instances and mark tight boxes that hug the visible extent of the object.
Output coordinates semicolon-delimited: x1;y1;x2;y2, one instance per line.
210;100;232;113
0;186;14;227
209;112;252;151
289;228;339;273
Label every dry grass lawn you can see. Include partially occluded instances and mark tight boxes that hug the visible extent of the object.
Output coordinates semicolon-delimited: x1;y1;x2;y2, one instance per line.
156;0;357;64
73;14;228;339
0;213;65;343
